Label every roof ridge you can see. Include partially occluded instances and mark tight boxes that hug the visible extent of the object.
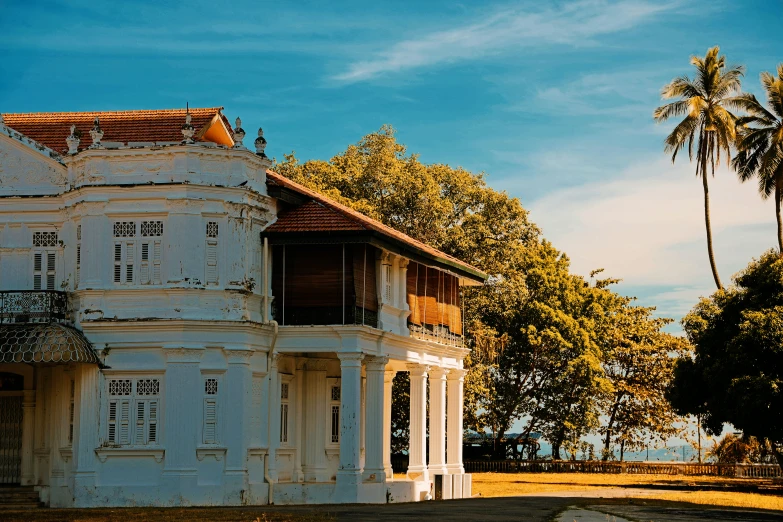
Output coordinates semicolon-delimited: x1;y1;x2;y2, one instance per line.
2;107;223;117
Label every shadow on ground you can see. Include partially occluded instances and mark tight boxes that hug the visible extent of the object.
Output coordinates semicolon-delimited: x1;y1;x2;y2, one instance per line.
1;496;782;521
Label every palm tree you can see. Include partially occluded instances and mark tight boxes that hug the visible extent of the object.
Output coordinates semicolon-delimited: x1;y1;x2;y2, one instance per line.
731;65;783;252
654;46;745;290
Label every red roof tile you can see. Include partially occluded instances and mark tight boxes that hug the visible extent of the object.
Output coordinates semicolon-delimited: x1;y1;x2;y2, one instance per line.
2;107;230;154
266;170;487;281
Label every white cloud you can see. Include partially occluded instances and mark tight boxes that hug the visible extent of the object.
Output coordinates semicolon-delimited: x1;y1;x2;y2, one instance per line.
528;156;777;318
332;0;679;83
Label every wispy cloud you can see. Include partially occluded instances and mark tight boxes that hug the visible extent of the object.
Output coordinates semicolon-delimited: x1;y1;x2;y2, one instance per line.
332;0;679;83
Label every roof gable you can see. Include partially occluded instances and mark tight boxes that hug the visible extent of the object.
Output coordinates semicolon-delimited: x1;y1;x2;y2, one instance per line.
1;107;233;154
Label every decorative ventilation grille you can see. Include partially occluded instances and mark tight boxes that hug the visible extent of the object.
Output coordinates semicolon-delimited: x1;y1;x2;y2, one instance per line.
33;231;58;247
281;382;289;400
205;378;218;395
108;379;132;396
206;222;219;238
113;222;136;237
331;385;340;402
137;379;160;396
141;221;164;237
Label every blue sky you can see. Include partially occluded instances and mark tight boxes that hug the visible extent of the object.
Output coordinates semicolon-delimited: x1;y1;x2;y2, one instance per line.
2;0;782;328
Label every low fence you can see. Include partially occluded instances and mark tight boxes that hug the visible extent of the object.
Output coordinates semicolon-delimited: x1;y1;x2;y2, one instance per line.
462;460;783;477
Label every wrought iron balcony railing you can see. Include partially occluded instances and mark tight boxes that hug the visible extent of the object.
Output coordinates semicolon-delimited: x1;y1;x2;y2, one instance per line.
0;291;68;324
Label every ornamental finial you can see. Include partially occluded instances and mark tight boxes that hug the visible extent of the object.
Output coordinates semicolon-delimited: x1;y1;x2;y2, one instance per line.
66;124;81;155
233;117;246;149
181;109;195;144
254;127;267;157
89;117;104;149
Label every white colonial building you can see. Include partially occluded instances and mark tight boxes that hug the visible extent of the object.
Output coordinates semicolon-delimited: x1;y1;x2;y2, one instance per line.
0;107;485;507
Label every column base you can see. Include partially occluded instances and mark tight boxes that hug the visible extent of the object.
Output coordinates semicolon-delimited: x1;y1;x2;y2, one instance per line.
336;469;362;487
406;465;429;482
446;464;465;474
362;468;386;483
384;466;393;481
428;463;448;476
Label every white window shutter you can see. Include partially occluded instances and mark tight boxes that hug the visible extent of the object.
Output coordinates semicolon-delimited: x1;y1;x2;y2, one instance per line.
140;243;150;284
206;240;218;285
135;401;146;444
148;400;158;443
33;252;42;290
113;243;122;283
76;244;81;287
125;242;135;284
152;241;161;284
118;399;130;444
108;400;117;443
46;252;56;290
204;398;217;444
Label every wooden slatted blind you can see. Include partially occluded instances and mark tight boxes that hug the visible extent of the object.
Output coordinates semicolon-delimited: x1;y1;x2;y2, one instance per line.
406;262;462;335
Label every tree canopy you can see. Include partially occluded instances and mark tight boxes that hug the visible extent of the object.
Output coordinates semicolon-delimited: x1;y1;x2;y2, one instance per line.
668;250;783;465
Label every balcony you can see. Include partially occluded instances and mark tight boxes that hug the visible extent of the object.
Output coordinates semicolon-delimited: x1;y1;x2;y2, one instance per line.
408;324;463;348
0;291;68;324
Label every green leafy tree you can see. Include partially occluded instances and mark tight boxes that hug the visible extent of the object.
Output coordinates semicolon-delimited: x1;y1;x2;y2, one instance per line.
668;250;783;468
732;65;783;251
654;46;745;290
599;304;690;461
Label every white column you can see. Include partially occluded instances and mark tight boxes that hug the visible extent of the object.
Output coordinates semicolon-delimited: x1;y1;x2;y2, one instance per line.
383;369;396;480
223;349;253;497
447;369;466;474
162;349;203;486
336;352;364;487
267;354;280;482
363;356;387;482
407;363;429;482
293;359;304;482
302;360;328;482
20;389;36;485
428;367;448;475
73;364;100;498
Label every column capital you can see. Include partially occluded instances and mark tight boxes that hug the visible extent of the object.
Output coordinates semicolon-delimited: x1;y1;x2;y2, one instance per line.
406;363;430;377
223;348;254;364
429;366;448;379
447;368;467;381
384;369;398;383
164;347;204;363
301;358;329;371
364;355;389;371
338;352;365;366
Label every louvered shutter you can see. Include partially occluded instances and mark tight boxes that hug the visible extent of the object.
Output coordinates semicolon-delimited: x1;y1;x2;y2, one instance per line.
140;243;150;284
33;252;43;290
114;243;122;283
203;398;217;444
135;401;146;444
76;244;81;287
46;252;56;289
148;400;158;443
152;241;161;284
118;399;131;444
108;400;117;443
206;240;218;285
125;242;135;284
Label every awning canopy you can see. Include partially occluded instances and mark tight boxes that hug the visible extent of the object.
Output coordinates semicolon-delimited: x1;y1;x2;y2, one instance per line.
0;323;101;365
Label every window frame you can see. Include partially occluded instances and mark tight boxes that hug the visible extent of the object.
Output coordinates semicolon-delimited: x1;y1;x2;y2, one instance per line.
104;374;163;448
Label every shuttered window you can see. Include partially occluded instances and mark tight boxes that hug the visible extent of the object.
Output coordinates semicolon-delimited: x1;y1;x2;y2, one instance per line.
328;381;340;445
68;379;75;445
107;378;161;446
33;250;57;290
280;381;289;444
203;377;219;444
113;221;163;285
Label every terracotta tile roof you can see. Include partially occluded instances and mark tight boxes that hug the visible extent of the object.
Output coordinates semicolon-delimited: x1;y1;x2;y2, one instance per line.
2;107;231;154
266;170;487;281
267;200;368;233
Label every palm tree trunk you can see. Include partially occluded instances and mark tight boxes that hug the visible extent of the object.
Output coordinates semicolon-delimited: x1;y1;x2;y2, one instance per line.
776;179;783;254
700;135;723;289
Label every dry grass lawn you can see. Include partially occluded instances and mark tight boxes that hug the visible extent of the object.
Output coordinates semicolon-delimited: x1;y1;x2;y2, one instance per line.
472;472;783;511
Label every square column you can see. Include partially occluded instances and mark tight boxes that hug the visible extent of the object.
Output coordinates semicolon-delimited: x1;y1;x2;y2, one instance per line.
383;369;396;480
20;389;36;485
73;365;100;500
336;352;364;489
446;369;466;474
363;356;388;482
223;349;254;498
266;354;280;482
407;364;429;482
428;367;448;475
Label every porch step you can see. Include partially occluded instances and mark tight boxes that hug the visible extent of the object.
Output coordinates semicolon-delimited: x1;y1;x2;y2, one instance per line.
0;486;43;509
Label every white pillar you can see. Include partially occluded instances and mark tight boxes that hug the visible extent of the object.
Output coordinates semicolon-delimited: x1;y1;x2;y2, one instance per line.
223;349;253;498
363;356;387;482
302;359;328;482
447;369;466;474
267;354;280;482
293;360;304;482
407;363;429;482
428;367;448;475
73;364;100;500
20;389;36;485
336;352;364;488
383;369;396;480
162;349;203;488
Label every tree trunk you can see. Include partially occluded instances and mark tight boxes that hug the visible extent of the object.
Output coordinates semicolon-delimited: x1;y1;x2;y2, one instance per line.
620;440;625;462
776;180;783;254
701;136;723;290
